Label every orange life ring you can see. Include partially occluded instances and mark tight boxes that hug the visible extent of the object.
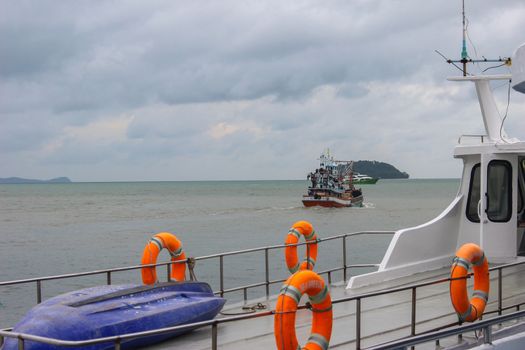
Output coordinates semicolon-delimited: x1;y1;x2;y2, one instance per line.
274;270;332;350
285;221;318;274
450;243;489;322
141;232;186;285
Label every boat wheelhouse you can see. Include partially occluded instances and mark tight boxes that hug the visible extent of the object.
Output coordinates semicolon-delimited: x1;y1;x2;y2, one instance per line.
302;150;363;208
349;49;525;289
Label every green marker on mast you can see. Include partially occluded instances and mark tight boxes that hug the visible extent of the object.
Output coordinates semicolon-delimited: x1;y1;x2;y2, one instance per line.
461;0;468;75
438;0;511;74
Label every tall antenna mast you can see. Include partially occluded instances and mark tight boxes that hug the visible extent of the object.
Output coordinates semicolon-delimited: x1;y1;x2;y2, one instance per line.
438;0;511;75
461;0;468;76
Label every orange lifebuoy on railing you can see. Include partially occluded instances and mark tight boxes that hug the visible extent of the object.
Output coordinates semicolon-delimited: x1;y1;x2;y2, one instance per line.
285;221;318;274
141;232;186;285
274;270;332;350
450;243;489;322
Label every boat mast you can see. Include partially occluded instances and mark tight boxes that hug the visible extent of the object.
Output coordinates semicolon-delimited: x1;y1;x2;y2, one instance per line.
442;0;511;75
461;0;468;76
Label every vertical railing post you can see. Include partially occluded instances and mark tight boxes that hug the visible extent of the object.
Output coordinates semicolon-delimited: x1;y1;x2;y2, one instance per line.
411;287;417;336
107;271;112;285
356;298;361;350
498;267;503;315
212;322;218;350
343;236;348;282
114;338;121;350
244;288;248;303
0;334;4;348
483;325;493;344
17;337;24;350
36;280;42;304
306;241;310;269
219;255;224;297
265;248;270;298
167;262;172;282
410;287;417;350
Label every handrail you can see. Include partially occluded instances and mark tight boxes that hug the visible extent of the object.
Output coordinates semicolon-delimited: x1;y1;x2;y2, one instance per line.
0;231;392;287
2;259;525;349
193;230;394;260
0;309;278;349
0;262;169;287
458;134;488;144
365;309;525;350
0;230;395;303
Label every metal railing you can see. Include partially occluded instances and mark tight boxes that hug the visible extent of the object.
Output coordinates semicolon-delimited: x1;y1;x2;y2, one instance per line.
347;260;525;349
458;134;488;144
366;309;525;350
2;233;525;350
0;231;394;304
2;259;525;349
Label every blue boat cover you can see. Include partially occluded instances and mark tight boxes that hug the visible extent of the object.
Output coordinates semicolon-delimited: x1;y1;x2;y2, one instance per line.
2;281;225;350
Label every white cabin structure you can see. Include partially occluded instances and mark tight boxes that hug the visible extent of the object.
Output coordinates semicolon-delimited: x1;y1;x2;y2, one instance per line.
349;44;525;289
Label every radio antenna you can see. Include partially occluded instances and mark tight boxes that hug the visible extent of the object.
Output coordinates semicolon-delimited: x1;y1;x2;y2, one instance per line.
461;0;468;76
439;0;511;75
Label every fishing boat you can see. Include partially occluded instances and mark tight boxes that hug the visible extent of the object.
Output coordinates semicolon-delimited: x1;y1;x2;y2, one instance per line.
302;150;364;208
3;14;525;350
352;173;379;185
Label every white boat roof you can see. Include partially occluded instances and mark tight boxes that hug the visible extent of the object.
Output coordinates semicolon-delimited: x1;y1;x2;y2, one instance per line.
454;140;525;157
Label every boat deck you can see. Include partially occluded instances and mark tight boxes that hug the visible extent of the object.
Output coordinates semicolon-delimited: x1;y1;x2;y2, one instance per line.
143;262;525;349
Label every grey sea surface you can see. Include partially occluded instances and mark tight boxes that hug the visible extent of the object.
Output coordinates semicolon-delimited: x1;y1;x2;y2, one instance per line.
0;179;459;327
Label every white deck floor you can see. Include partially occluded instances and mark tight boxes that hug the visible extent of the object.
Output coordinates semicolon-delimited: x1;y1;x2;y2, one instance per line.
143;262;525;349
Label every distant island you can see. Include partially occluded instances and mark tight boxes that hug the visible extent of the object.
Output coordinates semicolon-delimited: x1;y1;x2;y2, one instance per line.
353;161;409;179
0;177;72;184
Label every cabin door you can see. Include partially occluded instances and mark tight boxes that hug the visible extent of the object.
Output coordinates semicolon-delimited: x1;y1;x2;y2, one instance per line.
479;153;517;261
517;157;525;255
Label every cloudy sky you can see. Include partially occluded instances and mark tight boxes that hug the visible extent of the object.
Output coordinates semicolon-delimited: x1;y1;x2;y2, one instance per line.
1;0;525;181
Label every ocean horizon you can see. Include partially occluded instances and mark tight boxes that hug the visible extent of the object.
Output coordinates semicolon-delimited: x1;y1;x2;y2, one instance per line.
0;177;460;183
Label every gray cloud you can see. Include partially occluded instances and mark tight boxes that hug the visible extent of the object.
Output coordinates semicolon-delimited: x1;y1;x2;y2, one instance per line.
1;0;524;181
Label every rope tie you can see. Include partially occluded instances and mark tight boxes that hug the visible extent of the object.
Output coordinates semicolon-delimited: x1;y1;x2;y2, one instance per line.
304;229;317;240
472;253;485;266
220;302;268;315
242;302;267;311
288;228;301;240
186;257;197;281
273;309;298;315
168;246;183;258
305;301;333;313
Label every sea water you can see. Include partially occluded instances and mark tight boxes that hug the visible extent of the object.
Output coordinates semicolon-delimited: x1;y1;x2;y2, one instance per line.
0;179;459;327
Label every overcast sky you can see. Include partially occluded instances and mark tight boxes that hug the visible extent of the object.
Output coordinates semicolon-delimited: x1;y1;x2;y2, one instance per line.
1;0;525;181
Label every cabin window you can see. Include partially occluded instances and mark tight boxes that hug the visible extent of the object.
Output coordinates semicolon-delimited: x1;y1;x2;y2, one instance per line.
519;180;523;215
466;164;481;222
487;160;512;222
519;159;525;214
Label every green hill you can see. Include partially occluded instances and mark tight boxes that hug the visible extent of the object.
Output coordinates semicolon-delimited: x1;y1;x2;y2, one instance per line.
0;177;72;184
353;161;409;179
